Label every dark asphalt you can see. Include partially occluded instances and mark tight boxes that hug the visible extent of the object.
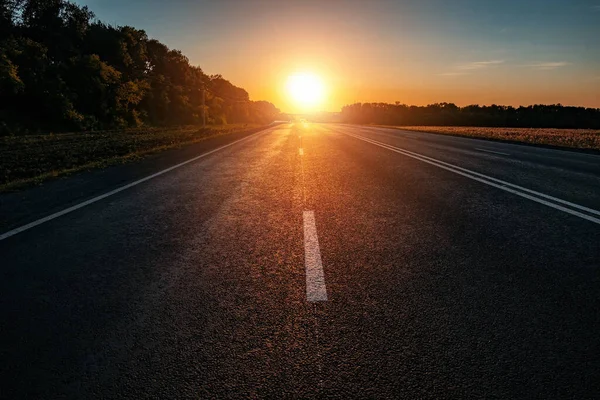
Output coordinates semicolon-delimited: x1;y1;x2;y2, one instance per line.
1;123;599;398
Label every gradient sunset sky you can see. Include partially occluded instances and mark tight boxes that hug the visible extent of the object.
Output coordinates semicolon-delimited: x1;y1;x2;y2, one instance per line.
74;0;600;112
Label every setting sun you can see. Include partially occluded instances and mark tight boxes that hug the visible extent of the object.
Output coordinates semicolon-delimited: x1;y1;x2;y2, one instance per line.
286;73;325;110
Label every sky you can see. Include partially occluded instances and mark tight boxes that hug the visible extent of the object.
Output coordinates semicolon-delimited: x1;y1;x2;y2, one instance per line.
74;0;600;113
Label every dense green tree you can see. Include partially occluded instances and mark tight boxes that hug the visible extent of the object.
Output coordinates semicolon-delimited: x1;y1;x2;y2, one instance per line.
0;0;280;134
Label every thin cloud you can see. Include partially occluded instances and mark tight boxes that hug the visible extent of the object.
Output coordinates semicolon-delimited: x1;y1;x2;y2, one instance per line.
437;72;469;77
457;60;505;70
593;5;600;11
438;59;503;77
524;62;569;70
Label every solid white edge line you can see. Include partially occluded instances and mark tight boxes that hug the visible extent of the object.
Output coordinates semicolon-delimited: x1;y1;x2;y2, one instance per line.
474;148;510;156
343;131;600;217
0;127;274;241
303;210;328;302
380;136;600;217
342;131;600;225
345;129;600;217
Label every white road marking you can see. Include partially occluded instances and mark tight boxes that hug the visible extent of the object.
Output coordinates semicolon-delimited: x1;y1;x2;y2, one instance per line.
342;131;600;225
303;211;328;302
474;148;510;156
299;148;304;156
0;128;273;241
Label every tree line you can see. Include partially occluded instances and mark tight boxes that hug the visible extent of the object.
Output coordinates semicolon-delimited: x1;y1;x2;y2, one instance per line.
341;102;600;129
0;0;281;135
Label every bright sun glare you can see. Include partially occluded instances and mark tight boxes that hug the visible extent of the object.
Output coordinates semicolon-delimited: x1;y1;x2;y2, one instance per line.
286;73;324;109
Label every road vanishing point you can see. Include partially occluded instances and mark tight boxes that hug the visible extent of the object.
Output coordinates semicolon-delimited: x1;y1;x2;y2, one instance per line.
1;123;599;398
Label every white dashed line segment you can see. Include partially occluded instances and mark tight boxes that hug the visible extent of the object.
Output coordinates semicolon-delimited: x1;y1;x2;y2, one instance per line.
303;211;328;302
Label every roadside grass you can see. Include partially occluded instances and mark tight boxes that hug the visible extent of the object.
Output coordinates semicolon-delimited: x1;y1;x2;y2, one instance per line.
0;124;263;192
377;125;600;151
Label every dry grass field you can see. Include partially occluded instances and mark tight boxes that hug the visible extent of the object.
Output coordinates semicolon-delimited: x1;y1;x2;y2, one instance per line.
0;124;263;192
387;126;600;150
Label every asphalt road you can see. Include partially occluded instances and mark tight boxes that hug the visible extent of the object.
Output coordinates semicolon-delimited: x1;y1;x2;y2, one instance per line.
1;123;599;398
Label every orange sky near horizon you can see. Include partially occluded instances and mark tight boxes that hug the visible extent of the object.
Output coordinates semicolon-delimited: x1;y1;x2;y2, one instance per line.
203;46;600;114
190;3;599;113
77;0;600;113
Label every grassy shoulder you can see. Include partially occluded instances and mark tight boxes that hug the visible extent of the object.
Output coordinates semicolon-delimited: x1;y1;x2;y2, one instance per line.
375;125;600;151
0;124;264;192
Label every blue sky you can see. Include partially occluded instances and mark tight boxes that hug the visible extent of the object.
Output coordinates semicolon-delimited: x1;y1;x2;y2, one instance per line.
73;0;600;110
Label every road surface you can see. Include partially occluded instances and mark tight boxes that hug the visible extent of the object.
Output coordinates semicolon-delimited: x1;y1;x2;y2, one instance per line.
1;123;599;398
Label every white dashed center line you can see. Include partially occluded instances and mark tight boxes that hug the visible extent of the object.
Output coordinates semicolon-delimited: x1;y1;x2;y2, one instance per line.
303;211;328;302
297;131;327;302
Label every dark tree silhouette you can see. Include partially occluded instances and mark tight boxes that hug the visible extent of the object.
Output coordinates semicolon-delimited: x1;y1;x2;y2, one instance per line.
0;0;280;135
340;102;600;129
